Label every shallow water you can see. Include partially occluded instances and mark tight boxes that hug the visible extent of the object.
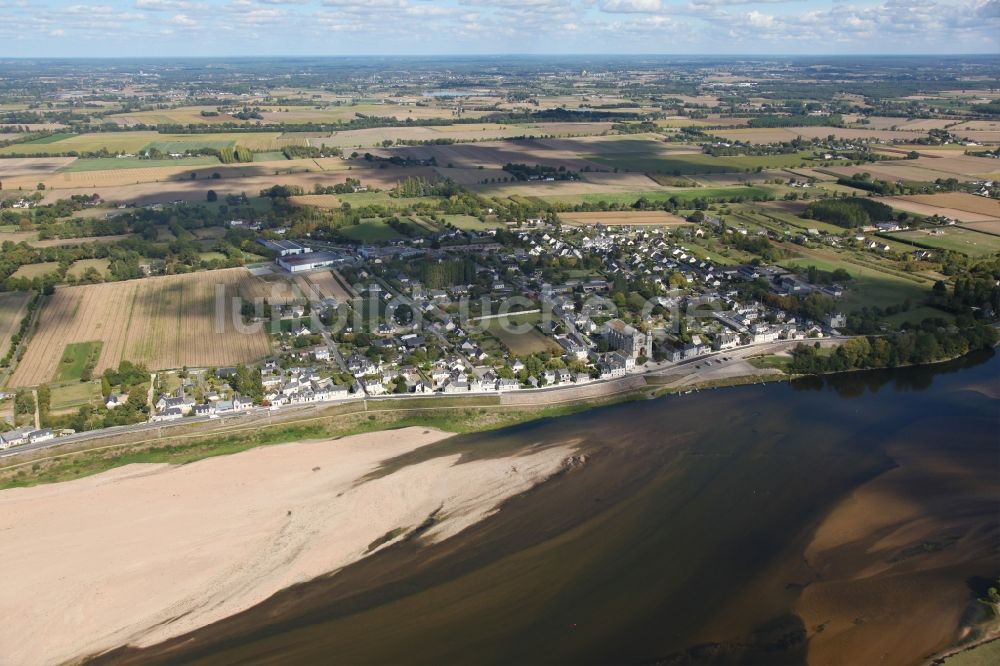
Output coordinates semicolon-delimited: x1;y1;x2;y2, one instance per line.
101;351;1000;666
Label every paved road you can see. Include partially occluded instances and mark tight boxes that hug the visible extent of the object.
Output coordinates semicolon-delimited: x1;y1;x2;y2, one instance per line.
1;335;852;463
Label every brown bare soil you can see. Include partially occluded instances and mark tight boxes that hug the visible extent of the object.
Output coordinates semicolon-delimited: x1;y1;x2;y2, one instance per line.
559;210;692;226
896;193;1000;217
0;157;77;178
882;196;1000;223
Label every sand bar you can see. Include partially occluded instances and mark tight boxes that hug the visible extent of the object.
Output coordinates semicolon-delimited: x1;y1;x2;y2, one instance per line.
0;427;574;665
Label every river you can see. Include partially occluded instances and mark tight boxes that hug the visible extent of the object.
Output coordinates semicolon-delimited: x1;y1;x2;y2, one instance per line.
98;351;1000;666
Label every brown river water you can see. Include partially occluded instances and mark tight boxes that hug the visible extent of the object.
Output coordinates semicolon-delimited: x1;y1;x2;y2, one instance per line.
96;351;1000;666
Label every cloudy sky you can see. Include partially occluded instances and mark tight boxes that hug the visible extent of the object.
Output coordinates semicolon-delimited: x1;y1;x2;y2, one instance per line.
0;0;997;57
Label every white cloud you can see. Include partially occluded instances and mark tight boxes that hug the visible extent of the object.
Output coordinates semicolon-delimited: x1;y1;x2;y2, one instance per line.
599;0;662;13
170;13;197;26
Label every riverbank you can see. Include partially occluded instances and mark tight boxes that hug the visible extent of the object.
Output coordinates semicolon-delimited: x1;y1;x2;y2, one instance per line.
2;345;993;492
93;350;999;666
0;426;580;666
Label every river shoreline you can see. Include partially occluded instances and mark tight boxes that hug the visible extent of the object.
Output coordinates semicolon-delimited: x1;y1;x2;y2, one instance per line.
0;426;585;665
87;350;1000;666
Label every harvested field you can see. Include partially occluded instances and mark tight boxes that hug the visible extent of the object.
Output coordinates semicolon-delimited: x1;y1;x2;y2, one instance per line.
559;210;693;226
28;163;418;206
711;127;925;143
11;262;60;280
882;196;1000;223
892;193;1000;219
308;270;355;301
961;220;1000;236
378;136;645;172
0;291;32;359
9;269;271;387
0;157;76;178
292;122;613;150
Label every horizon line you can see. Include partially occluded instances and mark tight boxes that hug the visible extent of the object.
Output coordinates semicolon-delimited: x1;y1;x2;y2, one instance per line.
1;53;999;60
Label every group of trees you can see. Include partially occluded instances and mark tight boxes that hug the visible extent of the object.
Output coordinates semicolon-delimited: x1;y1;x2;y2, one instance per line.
804;197;894;228
790;319;997;375
419;258;477;289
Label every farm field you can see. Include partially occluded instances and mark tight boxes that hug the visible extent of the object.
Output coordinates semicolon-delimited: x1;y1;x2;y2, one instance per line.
8;268;272;387
559;210;692;226
66;259;111;279
10;262;60;280
0;156;77;178
382;136;651;172
293;122;615;150
483;312;561;356
891;228;1000;257
0;132;160;156
891;193;1000;218
0;291;32;359
338;220;408;242
961;220;1000;236
61;157;220;172
881;195;1000;223
20;158;359;201
107;106;240;126
440;214;502;230
0;230;39;244
539;186;772;207
54;341;103;382
587;148;852;175
779;246;932;311
29;234;133;249
48;382;101;414
712;126;928;143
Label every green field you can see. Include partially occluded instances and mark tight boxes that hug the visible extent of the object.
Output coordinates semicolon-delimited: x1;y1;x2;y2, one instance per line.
145;139;235;153
199;251;228;262
0;131;159;155
747;354;793;372
483;312;561;356
334;192;444;209
55;341;103;382
10;262;60;280
780;251;931;311
61;156;220;172
891;228;1000;258
67;259;110;279
588;149;847;175
339;219;408;242
440;214;502;230
540;186;772;207
49;382;101;413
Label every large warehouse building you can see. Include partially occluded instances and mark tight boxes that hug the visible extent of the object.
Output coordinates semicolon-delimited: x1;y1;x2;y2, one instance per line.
276;251;342;273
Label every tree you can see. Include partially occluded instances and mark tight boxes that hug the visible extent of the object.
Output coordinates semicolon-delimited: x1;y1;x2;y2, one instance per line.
206;189;218;202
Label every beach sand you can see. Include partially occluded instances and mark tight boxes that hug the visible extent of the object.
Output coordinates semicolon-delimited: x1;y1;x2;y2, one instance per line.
0;427;575;666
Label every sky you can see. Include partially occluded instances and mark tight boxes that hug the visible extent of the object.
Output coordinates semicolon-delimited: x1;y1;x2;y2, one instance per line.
0;0;997;57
